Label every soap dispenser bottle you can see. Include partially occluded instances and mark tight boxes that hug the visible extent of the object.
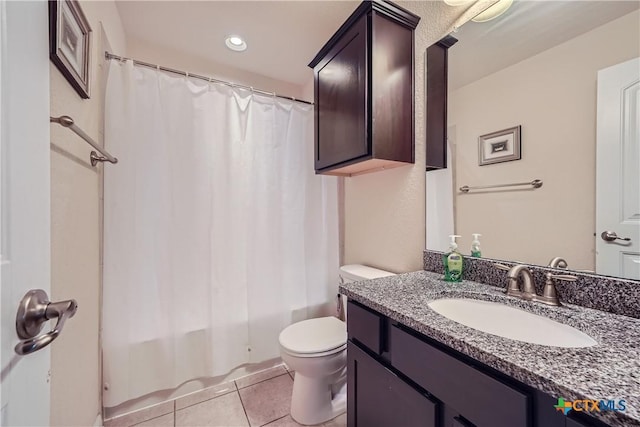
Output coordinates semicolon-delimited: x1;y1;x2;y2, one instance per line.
471;233;482;258
443;235;463;282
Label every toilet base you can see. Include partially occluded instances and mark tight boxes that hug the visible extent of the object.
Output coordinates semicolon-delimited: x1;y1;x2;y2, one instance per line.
290;370;346;426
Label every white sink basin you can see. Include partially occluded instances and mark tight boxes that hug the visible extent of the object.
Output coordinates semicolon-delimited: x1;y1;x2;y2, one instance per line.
428;298;597;348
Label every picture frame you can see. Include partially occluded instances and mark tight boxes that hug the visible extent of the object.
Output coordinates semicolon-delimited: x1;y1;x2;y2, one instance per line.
49;0;92;99
478;125;521;166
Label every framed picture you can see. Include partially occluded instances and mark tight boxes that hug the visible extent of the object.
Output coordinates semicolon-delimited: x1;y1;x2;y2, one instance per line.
478;126;521;166
49;0;92;99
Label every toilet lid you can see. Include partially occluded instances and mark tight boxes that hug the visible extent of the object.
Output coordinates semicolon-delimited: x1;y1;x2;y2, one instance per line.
279;317;347;355
339;264;396;282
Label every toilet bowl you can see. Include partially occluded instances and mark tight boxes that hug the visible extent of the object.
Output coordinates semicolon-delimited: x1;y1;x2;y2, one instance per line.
279;264;395;425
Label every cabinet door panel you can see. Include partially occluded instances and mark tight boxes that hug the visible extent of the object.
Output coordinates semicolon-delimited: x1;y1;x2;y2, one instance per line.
371;11;413;162
533;390;566;427
425;41;447;170
347;300;383;354
451;416;476;427
567;414;612;427
348;342;437;427
391;326;529;427
567;419;586;427
315;14;368;170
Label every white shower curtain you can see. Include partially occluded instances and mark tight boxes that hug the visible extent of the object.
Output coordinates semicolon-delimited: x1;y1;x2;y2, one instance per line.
102;60;339;407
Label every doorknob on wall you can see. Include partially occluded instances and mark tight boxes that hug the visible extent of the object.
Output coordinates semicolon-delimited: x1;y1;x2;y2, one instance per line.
601;231;631;242
14;289;78;356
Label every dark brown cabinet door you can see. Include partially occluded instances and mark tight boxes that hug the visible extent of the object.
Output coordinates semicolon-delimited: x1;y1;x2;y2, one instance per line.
426;35;457;171
371;11;414;163
566;418;588;427
314;14;368;171
566;414;612;427
309;1;420;176
347;342;438;427
391;325;529;427
450;415;476;427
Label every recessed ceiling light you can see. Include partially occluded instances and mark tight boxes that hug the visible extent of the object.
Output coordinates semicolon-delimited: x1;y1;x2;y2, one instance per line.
225;35;247;52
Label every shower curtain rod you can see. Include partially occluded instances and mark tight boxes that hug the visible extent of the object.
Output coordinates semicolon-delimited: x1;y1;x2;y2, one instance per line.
104;52;314;106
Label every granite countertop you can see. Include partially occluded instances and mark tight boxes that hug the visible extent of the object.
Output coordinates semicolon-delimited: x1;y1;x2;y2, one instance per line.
339;270;640;427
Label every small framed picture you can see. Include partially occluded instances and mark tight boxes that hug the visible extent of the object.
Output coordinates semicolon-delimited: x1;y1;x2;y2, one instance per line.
49;0;92;99
478;126;521;166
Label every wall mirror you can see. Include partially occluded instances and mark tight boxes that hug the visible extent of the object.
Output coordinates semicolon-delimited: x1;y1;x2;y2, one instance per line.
446;0;639;280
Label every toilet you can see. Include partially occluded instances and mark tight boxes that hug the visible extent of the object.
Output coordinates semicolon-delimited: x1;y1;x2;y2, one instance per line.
279;264;395;425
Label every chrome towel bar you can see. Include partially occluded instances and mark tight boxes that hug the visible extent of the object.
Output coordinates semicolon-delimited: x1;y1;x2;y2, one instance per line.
460;179;543;193
50;115;118;166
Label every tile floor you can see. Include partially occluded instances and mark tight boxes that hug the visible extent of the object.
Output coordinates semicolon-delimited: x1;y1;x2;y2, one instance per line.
104;365;347;427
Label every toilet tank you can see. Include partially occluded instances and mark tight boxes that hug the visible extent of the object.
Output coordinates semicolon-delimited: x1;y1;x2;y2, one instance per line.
339;264;395;283
338;264;395;320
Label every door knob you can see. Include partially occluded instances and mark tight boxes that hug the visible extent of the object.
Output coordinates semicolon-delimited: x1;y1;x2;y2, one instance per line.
601;231;631;242
14;289;78;356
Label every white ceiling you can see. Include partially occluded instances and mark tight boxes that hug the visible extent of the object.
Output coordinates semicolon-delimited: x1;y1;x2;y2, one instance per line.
116;1;639;90
116;1;360;86
449;0;640;90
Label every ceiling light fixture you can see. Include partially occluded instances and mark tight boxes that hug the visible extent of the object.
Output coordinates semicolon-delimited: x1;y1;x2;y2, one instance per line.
225;35;247;52
443;0;513;23
471;0;513;22
443;0;474;6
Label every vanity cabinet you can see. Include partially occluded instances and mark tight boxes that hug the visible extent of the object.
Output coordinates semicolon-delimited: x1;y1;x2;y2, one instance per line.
347;342;438;427
308;1;420;176
346;300;608;427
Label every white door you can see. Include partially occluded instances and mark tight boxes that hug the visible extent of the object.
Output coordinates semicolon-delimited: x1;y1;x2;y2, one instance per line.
596;57;640;280
0;1;51;425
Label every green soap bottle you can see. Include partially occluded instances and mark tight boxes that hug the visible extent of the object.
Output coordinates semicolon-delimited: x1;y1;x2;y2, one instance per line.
471;233;482;258
443;235;463;282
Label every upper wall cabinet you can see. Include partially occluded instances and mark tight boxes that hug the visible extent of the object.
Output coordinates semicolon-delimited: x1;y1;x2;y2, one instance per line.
425;35;457;171
308;0;420;176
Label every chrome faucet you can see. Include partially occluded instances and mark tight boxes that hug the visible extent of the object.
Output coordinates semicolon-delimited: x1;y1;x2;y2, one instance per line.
494;264;577;306
495;264;536;300
548;257;568;269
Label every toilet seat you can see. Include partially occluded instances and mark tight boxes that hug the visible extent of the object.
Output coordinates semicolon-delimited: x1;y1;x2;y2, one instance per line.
279;317;346;358
281;342;347;358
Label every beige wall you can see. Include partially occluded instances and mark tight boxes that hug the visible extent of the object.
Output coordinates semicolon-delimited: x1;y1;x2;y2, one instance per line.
343;1;489;273
450;10;640;270
50;1;126;425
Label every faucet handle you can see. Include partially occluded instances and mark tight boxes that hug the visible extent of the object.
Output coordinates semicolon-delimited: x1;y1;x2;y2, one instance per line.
536;273;577;306
548;273;577;282
494;263;511;271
